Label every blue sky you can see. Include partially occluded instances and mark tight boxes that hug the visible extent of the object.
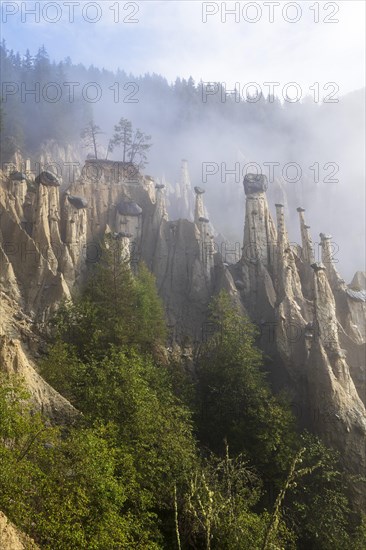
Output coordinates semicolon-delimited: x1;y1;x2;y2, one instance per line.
1;1;365;94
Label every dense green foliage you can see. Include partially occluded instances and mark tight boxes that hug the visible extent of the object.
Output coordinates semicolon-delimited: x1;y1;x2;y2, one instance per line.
196;292;297;481
0;243;364;548
0;378;161;548
52;239;166;359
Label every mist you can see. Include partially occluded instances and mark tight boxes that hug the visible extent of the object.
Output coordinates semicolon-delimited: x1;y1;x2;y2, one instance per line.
84;60;366;282
1;0;365;281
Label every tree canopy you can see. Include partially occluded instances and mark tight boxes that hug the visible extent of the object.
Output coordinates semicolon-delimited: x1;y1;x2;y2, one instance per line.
0;208;363;549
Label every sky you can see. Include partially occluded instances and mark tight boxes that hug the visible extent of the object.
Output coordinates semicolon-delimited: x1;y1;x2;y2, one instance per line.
1;0;365;96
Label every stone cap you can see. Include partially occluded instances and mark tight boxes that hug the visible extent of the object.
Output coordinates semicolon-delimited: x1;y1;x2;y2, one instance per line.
67;195;88;209
319;232;332;240
296;206;305;212
311;262;326;272
10;171;27;181
243;173;268;195
345;288;366;302
117;200;142;216
198;216;209;223
194;186;205;194
35;171;60;187
155;183;165;190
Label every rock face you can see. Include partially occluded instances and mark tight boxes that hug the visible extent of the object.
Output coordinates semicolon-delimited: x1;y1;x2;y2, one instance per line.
36;139;84;187
0;174;71;322
1;153;365;508
167;159;195;221
60;159;228;340
0;155;236;341
237;175;366;507
0;336;78;423
0;511;39;550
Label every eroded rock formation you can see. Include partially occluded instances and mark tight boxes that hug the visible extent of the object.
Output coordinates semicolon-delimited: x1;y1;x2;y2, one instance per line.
235;174;366;507
0;511;39;550
0;153;365;507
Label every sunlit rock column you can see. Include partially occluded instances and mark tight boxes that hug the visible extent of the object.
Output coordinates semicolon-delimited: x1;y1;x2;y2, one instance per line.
104;228;132;268
194;186;206;226
274;203;303;303
308;262;366;508
155;183;168;222
8;171;27;220
297;207;314;264
0;241;21;302
311;261;363;388
116;233;132;266
48;186;64;257
239;174;277;316
319;232;345;289
274;202;287;301
180;159;192;214
143;175;157;203
197;216;214;278
241;174;277;269
318;233;366;347
193;186;213;278
116;200;142;240
312;263;340;357
32;173;60;274
63;193;88;284
116;200;143;266
273;203;306;361
175;159;195;220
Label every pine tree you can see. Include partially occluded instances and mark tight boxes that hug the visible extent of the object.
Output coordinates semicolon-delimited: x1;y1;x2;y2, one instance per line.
22;49;33;70
34;45;50;82
81;237;138;351
110;117;152;168
110;117;132;162
80;121;104;159
135;262;166;350
196;291;297;479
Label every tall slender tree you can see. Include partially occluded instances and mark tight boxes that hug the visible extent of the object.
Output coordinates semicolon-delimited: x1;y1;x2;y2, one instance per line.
110;117;152;168
80;121;104;159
